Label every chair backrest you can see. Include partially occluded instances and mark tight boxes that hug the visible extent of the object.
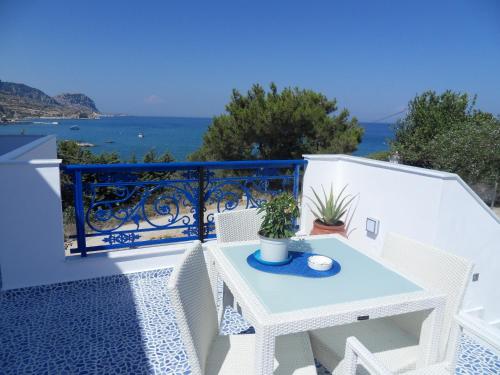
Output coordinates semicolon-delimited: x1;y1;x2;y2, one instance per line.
167;241;218;375
214;208;264;244
381;233;474;361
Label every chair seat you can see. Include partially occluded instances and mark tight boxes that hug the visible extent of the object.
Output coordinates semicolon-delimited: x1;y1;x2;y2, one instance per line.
206;332;317;375
310;318;420;374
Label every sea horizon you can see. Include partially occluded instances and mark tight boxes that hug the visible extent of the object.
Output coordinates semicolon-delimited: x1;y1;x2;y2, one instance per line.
0;115;394;161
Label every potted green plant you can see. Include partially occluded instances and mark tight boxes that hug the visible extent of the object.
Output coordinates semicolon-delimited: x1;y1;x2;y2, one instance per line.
257;193;300;263
307;184;355;236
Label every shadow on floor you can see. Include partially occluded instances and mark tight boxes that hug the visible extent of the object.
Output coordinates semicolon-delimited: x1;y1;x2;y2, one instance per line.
0;268;188;374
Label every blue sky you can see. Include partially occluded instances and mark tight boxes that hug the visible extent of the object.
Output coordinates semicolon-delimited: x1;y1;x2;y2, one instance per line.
1;0;499;120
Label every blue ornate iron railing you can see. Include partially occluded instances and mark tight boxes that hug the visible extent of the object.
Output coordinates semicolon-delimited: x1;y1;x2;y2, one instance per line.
61;160;306;256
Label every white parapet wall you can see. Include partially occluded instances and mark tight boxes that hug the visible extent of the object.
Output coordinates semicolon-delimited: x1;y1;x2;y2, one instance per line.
301;154;500;324
0;135;185;290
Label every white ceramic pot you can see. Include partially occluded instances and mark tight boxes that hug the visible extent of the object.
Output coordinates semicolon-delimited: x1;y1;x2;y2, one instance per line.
259;233;289;262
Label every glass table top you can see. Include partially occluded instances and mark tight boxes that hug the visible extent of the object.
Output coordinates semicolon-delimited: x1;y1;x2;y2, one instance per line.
221;237;422;314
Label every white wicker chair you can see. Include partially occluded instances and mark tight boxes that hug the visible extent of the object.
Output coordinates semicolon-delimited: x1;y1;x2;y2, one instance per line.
342;314;500;374
309;233;474;374
214;208;264;244
211;208;264;315
167;240;317;375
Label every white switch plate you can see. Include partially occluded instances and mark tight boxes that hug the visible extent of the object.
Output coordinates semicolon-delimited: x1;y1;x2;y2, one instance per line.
366;217;379;235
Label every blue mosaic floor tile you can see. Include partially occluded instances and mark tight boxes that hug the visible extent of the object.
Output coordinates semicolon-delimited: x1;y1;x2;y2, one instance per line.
1;268;498;374
456;334;500;374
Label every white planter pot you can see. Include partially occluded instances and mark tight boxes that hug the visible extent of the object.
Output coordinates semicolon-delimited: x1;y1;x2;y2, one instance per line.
259;234;289;263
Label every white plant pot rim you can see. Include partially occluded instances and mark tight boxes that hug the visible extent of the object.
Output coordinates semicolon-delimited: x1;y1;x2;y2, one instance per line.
258;233;291;242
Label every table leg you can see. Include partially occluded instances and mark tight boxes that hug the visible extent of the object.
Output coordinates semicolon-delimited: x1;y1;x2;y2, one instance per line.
219;282;235;325
417;302;445;368
206;251;221;312
255;328;275;375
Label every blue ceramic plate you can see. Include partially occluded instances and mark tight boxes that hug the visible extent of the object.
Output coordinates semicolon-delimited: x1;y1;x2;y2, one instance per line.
252;249;293;266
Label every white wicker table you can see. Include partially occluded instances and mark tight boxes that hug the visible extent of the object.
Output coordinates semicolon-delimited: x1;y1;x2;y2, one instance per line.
208;235;446;375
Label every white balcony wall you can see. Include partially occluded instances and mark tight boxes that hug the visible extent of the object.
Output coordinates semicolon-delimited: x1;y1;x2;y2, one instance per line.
0;135;184;290
435;179;500;322
301;155;500;323
0;135;66;290
9;136;58;161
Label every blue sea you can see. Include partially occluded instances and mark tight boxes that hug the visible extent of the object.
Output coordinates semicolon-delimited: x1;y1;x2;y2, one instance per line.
0;116;393;160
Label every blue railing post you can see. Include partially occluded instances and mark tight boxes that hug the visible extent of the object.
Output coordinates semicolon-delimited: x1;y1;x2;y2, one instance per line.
73;171;87;257
293;163;301;201
292;163;302;229
197;166;205;242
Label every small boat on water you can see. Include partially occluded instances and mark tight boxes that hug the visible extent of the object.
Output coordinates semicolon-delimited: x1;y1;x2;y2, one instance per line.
70;125;80;130
138;132;144;138
76;142;95;147
104;140;115;144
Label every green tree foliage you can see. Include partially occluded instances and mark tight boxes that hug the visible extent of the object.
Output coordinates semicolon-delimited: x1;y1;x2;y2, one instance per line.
391;90;500;202
58;140;123;166
129;153;138;163
391;90;498;168
428;122;500;185
58;140;98;165
57;140;121;191
367;150;391;161
57;140;174;167
189;83;363;161
141;149;175;181
143;149;174;163
57;141;176;220
57;140;123;230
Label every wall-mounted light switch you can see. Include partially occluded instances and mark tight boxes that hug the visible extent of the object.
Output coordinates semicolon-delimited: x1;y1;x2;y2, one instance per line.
366;217;379;235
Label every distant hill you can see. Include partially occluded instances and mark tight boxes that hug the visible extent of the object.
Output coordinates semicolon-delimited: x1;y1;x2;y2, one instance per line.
54;93;99;113
0;80;100;120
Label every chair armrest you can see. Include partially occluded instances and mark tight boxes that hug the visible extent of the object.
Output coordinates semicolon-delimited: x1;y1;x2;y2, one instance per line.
344;337;393;375
456;313;500;355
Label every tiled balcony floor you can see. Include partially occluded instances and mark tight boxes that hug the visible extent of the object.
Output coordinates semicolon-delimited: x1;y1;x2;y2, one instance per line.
1;269;498;374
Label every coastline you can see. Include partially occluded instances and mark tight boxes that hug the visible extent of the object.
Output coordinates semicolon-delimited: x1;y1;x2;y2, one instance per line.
0;113;125;124
1;116;102;124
